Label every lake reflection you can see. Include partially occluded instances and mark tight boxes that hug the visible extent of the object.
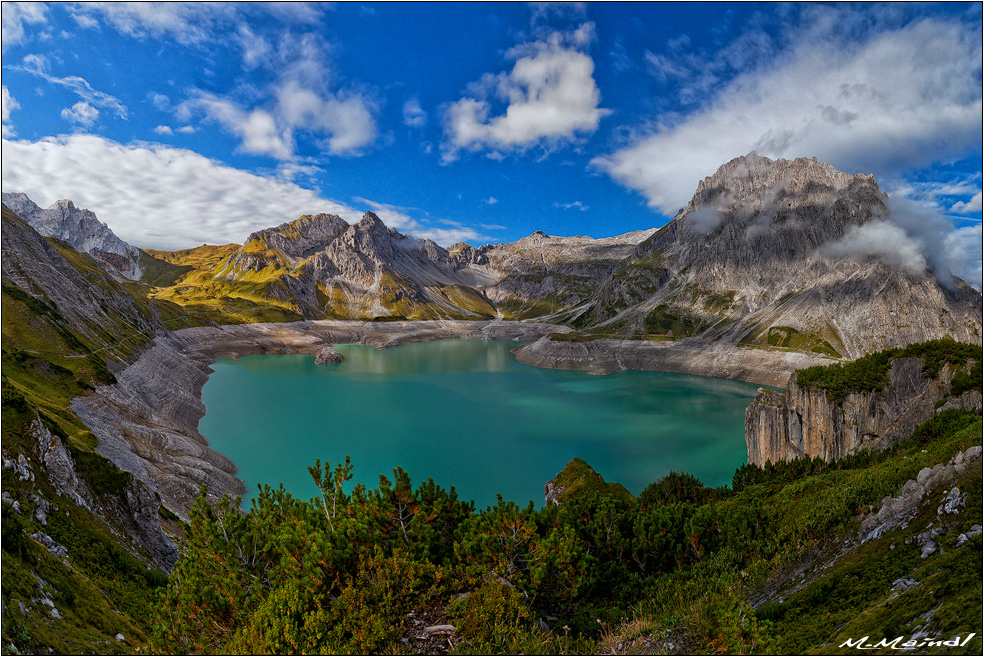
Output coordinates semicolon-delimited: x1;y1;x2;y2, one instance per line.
200;340;763;508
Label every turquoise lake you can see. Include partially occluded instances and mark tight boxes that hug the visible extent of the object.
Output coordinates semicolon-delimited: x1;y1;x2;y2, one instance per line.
199;339;763;508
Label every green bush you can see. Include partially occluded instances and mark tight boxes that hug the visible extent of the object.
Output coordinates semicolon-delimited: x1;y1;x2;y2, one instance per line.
950;358;982;396
640;471;711;507
796;338;982;402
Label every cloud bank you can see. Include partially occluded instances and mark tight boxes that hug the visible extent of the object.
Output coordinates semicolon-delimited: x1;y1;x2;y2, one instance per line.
593;16;982;216
2;135;487;250
2;135;360;249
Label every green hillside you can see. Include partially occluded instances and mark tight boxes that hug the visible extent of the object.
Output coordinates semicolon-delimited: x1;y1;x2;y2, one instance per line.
151;413;982;655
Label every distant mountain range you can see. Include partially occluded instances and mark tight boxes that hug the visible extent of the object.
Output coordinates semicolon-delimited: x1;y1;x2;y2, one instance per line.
4;153;981;358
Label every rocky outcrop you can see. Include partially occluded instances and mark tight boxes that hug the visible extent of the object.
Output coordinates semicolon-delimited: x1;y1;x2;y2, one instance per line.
745;358;983;465
314;345;344;364
515;335;836;386
1;209;161;356
70;339;247;518
860;445;982;545
32;419;178;571
2;192;142;279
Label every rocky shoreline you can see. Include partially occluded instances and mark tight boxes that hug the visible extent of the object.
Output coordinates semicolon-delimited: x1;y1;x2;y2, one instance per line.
512;335;836;387
71;319;838;518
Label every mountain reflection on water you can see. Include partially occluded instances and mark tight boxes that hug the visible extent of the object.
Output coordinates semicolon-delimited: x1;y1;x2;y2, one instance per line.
201;340;764;508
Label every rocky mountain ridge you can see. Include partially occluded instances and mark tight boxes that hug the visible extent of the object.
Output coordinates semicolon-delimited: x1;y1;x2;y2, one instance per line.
2;192;143;279
582;153;981;358
139;152;981;361
6;152;979;362
143;204;659;324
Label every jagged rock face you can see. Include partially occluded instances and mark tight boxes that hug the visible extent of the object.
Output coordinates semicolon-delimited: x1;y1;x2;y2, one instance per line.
245;213;349;261
33;420;178;571
2;192;142;279
589;153;982;358
745;358;983;466
1;209;159;350
211;211;496;319
314;345;344;364
456;228;659;319
70;339;247;517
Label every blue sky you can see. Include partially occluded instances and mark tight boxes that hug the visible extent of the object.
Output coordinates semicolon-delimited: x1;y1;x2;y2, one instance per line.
1;2;981;284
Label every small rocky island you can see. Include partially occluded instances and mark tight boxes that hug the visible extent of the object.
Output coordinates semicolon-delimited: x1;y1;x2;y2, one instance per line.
314;345;344;364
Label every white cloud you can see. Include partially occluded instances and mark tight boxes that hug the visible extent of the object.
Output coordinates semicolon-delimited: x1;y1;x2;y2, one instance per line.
593;17;982;216
823;220;928;276
176;125;195;134
275;161;323;184
530;2;588;25
148;92;171;111
153;125;173;135
177;91;293;159
236;23;271;69
484;197;498;205
176;34;377;159
1;2;49;51
70;12;100;30
402;98;427;128
1;134;488;250
951;191;983;214
1;134;363;249
553;200;589;211
2;85;20;137
882;195;982;287
441;23;609;161
352;196;489;246
17;54;128;120
68;2;237;45
61;102;100;128
820;193;983;289
944;223;983;291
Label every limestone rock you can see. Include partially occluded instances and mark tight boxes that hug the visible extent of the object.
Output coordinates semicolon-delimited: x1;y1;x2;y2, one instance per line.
937;487;965;515
745;357;982;466
34;420;91;510
956;524;982;547
861;446;982;543
31;532;69;559
2;192;142;279
589;153;981;357
314;345;344;364
891;577;919;592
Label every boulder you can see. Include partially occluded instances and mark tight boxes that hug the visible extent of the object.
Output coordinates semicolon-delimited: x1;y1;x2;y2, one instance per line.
314;345;344;364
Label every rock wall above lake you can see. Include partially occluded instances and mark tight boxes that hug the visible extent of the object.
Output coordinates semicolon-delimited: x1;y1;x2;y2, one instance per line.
745;357;983;466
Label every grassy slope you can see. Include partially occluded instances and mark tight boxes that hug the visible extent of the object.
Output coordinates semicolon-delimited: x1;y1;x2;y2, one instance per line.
1;294;169;654
1;216;198;653
599;416;982;655
146;243;305;323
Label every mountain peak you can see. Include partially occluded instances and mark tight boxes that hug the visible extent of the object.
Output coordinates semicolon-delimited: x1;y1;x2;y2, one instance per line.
1;192;142;279
359;211;385;227
686;153;878;217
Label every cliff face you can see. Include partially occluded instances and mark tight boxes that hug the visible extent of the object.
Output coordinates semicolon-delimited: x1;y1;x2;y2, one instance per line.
745;358;983;465
1;210;180;571
2;192;143;279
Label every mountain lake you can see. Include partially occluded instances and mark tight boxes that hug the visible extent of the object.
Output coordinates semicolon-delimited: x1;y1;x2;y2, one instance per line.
200;339;765;508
